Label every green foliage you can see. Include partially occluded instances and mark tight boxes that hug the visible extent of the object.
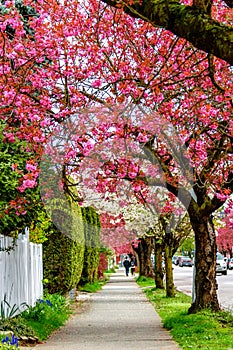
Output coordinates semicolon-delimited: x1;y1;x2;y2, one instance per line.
137;277;233;350
22;299;53;322
79;207;101;286
77;281;104;293
0;122;46;239
20;294;70;340
22;294;68;321
136;276;155;287
0;343;19;350
0;294;27;322
0;294;70;343
29;210;52;244
0;334;18;348
179;236;195;257
0;294;71;344
14;0;39;35
0;291;34;339
0;126;23;195
0;122;39;236
43;199;85;294
0;317;35;339
104;268;116;274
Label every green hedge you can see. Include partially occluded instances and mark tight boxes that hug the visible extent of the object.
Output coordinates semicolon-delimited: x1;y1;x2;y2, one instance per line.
79;207;101;285
43;199;85;294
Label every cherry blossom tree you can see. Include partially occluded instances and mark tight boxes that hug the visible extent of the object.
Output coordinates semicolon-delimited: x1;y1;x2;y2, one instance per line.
100;212;137;254
0;0;233;313
122;199;194;296
120;202;159;280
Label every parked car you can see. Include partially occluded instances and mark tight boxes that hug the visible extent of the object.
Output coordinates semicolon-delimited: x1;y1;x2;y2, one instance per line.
172;256;179;265
228;258;233;270
172;255;182;265
216;252;227;275
178;256;193;267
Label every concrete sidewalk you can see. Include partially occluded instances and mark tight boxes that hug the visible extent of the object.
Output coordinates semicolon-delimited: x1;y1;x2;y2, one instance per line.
23;269;181;350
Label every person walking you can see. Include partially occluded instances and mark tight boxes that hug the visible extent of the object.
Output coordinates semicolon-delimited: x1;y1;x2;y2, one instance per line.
130;256;136;276
123;256;130;276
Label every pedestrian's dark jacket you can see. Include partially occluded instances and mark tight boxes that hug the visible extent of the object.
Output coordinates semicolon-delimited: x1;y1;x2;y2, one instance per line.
123;259;130;268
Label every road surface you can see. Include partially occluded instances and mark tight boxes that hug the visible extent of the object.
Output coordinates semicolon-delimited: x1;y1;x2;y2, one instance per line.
173;265;233;311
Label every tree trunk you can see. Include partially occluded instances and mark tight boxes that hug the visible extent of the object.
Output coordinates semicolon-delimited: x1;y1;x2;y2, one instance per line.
134;236;154;277
164;243;175;297
154;242;164;289
188;214;220;313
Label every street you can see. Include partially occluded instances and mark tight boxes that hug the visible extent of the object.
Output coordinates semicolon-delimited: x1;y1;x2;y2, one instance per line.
173;265;233;312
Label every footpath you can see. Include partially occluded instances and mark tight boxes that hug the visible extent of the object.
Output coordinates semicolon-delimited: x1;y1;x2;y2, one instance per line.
23;269;181;350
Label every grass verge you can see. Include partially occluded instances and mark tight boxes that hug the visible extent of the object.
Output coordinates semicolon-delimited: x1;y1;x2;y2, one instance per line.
0;293;72;347
77;279;107;293
136;276;233;350
20;294;71;341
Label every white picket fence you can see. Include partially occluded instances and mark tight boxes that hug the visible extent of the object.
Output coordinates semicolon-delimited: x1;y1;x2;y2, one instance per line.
0;229;43;317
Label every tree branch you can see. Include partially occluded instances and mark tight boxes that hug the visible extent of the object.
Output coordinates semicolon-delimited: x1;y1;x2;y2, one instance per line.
101;0;233;65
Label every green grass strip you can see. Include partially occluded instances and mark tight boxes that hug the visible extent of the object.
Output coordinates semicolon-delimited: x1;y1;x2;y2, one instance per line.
77;280;106;293
137;277;233;350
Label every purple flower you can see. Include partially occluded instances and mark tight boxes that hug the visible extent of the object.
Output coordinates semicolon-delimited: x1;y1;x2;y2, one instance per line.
1;334;18;347
46;299;52;307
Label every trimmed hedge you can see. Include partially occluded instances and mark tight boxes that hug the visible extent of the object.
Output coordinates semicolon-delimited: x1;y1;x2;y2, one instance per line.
43;199;85;294
79;207;101;285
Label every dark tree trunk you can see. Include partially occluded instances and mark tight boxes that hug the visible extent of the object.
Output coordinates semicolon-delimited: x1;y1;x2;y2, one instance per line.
188;214;220;313
154;242;164;289
134;236;154;277
159;217;178;297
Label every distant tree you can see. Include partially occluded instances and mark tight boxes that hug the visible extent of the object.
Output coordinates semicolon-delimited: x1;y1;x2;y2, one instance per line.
216;205;233;257
180;237;195;257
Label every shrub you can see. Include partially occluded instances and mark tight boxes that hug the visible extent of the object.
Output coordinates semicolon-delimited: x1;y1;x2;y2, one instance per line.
43;199;85;294
21;294;68;322
0;294;70;343
0;344;19;350
79;207;101;286
22;299;53;322
0;317;35;339
20;294;70;340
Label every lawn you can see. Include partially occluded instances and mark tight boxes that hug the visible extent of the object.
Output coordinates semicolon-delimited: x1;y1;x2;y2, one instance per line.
137;276;233;350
